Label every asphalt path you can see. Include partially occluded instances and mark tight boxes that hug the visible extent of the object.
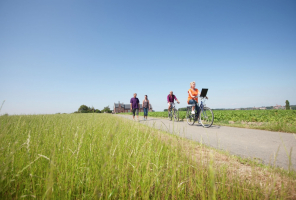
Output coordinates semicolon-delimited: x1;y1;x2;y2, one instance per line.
117;114;296;171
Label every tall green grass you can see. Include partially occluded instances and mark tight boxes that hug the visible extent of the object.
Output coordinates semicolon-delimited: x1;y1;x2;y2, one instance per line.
0;114;295;199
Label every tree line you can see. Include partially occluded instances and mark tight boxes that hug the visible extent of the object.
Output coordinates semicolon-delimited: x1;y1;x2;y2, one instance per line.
74;105;112;113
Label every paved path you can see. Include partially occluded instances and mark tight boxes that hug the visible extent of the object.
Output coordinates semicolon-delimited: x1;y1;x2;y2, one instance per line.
117;115;296;171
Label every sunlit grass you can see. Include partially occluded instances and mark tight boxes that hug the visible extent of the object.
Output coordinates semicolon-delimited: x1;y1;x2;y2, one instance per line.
0;114;295;199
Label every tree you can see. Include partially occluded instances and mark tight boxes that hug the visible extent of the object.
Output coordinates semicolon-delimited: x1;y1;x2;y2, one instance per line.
77;105;103;113
265;106;273;110
102;106;112;113
89;106;95;113
78;105;90;113
285;100;290;110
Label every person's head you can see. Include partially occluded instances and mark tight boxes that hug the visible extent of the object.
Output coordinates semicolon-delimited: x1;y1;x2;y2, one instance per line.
145;95;148;100
133;93;137;98
170;91;173;96
190;81;195;89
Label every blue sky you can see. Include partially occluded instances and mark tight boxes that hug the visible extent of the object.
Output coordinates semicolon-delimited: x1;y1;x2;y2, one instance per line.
0;0;295;114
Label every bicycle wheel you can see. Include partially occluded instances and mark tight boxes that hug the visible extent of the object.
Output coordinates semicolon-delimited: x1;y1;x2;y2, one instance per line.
168;110;172;121
174;109;179;121
199;107;214;128
186;107;195;125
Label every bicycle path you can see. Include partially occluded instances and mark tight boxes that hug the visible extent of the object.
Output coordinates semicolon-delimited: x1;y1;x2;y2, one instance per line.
117;114;296;171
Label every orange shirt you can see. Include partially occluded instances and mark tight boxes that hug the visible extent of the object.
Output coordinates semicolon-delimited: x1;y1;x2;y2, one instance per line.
187;88;199;103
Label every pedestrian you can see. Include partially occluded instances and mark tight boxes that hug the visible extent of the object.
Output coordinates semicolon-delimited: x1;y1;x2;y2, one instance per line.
142;95;150;120
130;93;140;121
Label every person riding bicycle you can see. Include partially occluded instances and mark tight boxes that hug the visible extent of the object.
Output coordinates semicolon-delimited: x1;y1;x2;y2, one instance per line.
187;81;201;119
167;91;180;112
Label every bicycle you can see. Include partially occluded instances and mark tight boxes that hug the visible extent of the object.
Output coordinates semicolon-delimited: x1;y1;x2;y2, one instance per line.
168;103;179;121
186;97;214;127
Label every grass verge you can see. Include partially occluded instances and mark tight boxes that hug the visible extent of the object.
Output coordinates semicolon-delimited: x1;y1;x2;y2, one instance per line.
214;121;296;133
0;114;295;199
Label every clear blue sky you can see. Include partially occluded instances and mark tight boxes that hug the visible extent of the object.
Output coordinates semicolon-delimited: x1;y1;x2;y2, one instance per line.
0;0;295;114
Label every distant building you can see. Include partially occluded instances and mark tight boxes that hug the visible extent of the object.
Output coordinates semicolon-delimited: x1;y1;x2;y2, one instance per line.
273;104;285;110
113;101;153;114
259;107;266;110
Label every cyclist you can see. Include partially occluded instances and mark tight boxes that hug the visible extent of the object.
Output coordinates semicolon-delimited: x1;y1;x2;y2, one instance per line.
167;91;180;113
187;81;200;120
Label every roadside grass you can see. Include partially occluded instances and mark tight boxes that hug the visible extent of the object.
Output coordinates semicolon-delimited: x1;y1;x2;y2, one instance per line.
214;121;296;134
0;114;295;199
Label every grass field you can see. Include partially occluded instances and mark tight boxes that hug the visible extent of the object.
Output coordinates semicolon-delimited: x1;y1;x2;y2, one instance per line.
122;110;296;133
0;114;295;199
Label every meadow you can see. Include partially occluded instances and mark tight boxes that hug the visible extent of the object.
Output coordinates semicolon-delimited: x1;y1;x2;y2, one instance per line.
124;110;296;133
0;114;295;199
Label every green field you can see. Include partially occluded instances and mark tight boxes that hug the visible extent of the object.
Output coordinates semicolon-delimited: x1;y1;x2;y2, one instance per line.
0;114;295;199
123;110;296;133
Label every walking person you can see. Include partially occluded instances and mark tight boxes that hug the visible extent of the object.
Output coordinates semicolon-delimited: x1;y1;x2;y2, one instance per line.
142;95;150;120
187;81;201;122
130;93;140;121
